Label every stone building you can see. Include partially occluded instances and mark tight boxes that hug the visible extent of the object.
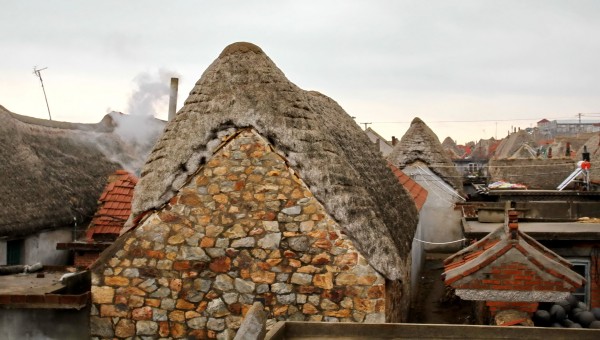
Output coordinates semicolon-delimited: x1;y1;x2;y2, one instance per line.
387;117;464;252
89;42;419;339
365;127;394;157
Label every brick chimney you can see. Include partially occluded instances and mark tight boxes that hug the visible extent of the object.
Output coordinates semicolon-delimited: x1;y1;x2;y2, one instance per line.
391;136;398;146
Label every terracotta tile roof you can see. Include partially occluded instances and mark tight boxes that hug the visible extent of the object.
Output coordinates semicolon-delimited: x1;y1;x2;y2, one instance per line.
388;163;428;211
443;210;585;291
85;170;137;241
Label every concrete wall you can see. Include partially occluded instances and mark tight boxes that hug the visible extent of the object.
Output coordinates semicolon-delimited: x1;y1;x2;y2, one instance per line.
23;228;72;265
0;306;90;340
403;165;463;252
265;321;600;339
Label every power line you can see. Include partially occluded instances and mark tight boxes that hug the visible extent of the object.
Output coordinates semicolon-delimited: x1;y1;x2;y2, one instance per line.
366;117;575;124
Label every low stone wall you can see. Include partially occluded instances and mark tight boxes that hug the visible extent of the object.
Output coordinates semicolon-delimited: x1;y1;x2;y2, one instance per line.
489;159;575;189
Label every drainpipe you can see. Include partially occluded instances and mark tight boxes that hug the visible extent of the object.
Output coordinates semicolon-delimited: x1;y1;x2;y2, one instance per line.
168;77;179;121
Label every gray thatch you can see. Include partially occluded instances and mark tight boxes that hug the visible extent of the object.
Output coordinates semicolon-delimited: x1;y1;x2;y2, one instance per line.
0;106;119;237
0;106;162;237
509;144;537;159
127;42;419;280
387;117;463;191
493;130;536;159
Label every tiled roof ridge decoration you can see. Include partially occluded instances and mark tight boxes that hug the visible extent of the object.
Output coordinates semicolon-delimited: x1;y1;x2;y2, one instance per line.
119;42;419;281
443;208;585;302
387;162;428;212
387;117;464;192
85;170;137;241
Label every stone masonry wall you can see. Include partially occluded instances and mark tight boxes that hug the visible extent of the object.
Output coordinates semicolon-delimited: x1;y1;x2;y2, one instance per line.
488;159;575;189
91;129;386;339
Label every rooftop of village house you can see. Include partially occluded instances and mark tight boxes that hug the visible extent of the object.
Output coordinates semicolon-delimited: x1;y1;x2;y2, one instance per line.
387;117;464;192
0;106;163;239
116;41;419;281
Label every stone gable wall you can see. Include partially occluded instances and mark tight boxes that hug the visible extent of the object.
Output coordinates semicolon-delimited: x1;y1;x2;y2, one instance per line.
90;130;386;339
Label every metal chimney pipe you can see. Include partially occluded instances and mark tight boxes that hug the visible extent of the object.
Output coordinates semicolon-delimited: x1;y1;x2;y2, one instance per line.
168;77;179;121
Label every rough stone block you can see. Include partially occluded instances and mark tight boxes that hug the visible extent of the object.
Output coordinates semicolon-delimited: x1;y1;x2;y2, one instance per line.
92;286;114;304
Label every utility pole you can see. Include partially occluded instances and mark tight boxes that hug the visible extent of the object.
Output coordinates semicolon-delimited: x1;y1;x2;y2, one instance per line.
360;122;372;130
33;66;52;120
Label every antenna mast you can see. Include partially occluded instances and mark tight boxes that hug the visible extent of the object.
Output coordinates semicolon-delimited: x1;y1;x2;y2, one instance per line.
33;66;52;120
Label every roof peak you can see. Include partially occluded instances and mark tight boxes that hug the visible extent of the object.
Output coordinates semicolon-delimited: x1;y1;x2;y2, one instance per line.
219;42;264;59
411;117;424;125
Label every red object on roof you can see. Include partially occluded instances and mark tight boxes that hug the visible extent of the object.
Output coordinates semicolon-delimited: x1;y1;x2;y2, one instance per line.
537;119;550;124
388;163;428;212
85;170;137;242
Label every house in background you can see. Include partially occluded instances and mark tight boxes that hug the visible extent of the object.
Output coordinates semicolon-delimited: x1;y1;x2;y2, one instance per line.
0;106;122;266
388;163;428;304
0;104;163;267
537;118;600;136
461;200;600;310
57;170;137;267
388;117;465;253
365;127;397;157
89;42;419;339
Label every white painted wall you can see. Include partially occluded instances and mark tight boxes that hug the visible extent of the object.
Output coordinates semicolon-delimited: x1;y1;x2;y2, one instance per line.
403;162;464;253
23;228;72;265
410;217;425;304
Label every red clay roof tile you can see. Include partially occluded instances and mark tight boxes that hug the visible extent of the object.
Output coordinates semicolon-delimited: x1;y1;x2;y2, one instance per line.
85;170;138;241
387;163;428;212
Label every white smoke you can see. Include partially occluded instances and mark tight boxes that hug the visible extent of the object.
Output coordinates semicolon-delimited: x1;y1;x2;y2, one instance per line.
97;69;178;174
114;69;178;146
127;68;178;118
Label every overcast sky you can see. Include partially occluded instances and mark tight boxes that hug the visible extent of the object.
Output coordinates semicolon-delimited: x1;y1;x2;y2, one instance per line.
1;1;599;144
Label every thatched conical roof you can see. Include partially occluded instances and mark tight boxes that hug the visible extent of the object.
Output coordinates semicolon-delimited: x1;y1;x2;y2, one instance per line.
493;130;536;159
0;106;122;237
128;42;418;280
387;117;463;191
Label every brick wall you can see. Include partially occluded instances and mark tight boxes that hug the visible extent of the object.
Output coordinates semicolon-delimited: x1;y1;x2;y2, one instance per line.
90;130;389;339
455;261;571;292
486;301;539;316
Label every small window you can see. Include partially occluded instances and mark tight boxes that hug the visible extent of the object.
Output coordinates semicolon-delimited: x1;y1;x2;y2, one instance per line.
7;239;24;265
569;258;590;307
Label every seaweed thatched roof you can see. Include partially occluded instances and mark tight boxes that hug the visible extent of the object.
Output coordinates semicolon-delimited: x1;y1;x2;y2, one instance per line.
493;130;536;160
0;106;125;237
128;42;419;280
387;117;463;191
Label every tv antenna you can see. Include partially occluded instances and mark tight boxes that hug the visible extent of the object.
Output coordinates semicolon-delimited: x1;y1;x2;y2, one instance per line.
360;122;372;130
33;66;52;120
